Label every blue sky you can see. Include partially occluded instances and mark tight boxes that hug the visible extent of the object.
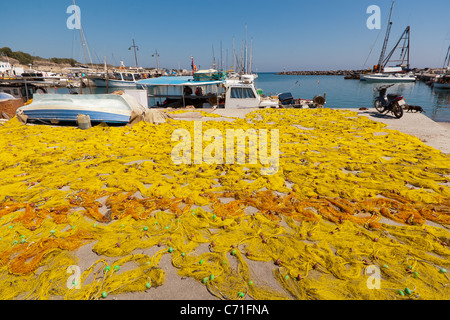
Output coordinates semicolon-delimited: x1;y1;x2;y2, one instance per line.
1;0;449;71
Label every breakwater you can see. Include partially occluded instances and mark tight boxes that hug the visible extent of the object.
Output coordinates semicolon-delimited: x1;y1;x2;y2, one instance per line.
276;70;366;76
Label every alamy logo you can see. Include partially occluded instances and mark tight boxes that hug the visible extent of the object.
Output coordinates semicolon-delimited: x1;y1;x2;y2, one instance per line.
171;121;279;175
66;265;81;289
366;265;381;289
366;5;381;30
66;5;81;30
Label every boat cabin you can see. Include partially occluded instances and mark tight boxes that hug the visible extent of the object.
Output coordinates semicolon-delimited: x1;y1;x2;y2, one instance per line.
137;76;225;108
112;71;142;82
137;75;279;109
223;80;260;108
0;81;45;102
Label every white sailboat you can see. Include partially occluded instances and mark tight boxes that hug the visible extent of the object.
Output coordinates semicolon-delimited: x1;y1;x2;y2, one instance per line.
360;2;416;82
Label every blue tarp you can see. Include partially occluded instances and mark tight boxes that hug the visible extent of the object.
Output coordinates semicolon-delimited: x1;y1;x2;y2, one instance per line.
0;92;15;100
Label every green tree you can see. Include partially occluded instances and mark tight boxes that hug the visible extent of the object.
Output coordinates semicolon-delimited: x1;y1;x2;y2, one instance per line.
0;47;13;56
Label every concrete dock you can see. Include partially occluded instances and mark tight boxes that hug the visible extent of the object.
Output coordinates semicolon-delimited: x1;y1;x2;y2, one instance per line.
183;107;450;154
343;108;450;154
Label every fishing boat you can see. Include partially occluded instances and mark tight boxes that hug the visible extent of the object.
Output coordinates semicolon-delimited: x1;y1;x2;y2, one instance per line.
277;92;325;108
137;73;278;109
137;75;224;108
0;92;24;119
90;71;144;88
0;80;47;101
193;69;226;81
360;2;416;83
433;45;450;89
433;74;450;89
0;59;24;76
16;92;147;124
224;75;278;108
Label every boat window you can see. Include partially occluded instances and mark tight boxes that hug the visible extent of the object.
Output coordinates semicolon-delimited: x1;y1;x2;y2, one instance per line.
3;89;11;94
13;89;19;96
230;87;256;99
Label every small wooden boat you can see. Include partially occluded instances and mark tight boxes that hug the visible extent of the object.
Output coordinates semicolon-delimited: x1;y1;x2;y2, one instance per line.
16;92;147;125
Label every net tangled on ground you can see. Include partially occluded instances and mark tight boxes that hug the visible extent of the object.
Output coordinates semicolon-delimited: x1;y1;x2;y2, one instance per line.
0;108;448;300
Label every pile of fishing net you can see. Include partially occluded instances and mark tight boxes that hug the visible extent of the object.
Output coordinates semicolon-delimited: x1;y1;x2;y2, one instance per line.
0;108;448;300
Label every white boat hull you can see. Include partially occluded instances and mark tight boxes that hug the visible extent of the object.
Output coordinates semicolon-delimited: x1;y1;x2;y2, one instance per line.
92;78;137;88
360;73;416;82
17;93;145;124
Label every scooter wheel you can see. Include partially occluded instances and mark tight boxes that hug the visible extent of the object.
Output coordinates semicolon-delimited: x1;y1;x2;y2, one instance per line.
374;100;385;113
392;102;403;119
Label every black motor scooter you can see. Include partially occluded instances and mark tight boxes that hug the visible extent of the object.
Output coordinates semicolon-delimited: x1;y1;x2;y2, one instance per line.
373;84;405;119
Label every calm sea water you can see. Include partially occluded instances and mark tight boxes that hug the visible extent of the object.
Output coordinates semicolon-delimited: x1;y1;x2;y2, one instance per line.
48;72;450;122
255;73;450;122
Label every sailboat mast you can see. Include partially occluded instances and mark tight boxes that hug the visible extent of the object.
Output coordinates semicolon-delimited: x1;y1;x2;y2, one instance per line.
240;40;244;73
407;26;410;69
382;26;410;69
130;38;139;69
212;45;216;69
232;37;235;71
250;37;253;74
244;24;248;73
220;39;223;71
73;0;93;68
154;49;159;71
378;1;395;69
226;49;228;71
443;45;450;69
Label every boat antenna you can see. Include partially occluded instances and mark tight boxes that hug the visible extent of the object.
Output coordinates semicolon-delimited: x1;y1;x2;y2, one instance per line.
378;1;395;70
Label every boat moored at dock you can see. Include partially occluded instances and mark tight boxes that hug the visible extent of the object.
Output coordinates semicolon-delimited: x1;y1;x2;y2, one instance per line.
432;46;450;89
360;71;416;82
137;72;278;109
360;3;416;83
433;74;450;89
90;71;143;88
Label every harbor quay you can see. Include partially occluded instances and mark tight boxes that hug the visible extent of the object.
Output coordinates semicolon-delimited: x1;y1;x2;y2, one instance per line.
0;107;448;300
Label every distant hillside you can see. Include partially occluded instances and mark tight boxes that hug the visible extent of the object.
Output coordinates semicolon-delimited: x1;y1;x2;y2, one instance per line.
0;47;79;67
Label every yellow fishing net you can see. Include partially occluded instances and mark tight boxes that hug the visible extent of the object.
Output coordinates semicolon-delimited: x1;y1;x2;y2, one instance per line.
0;108;448;300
